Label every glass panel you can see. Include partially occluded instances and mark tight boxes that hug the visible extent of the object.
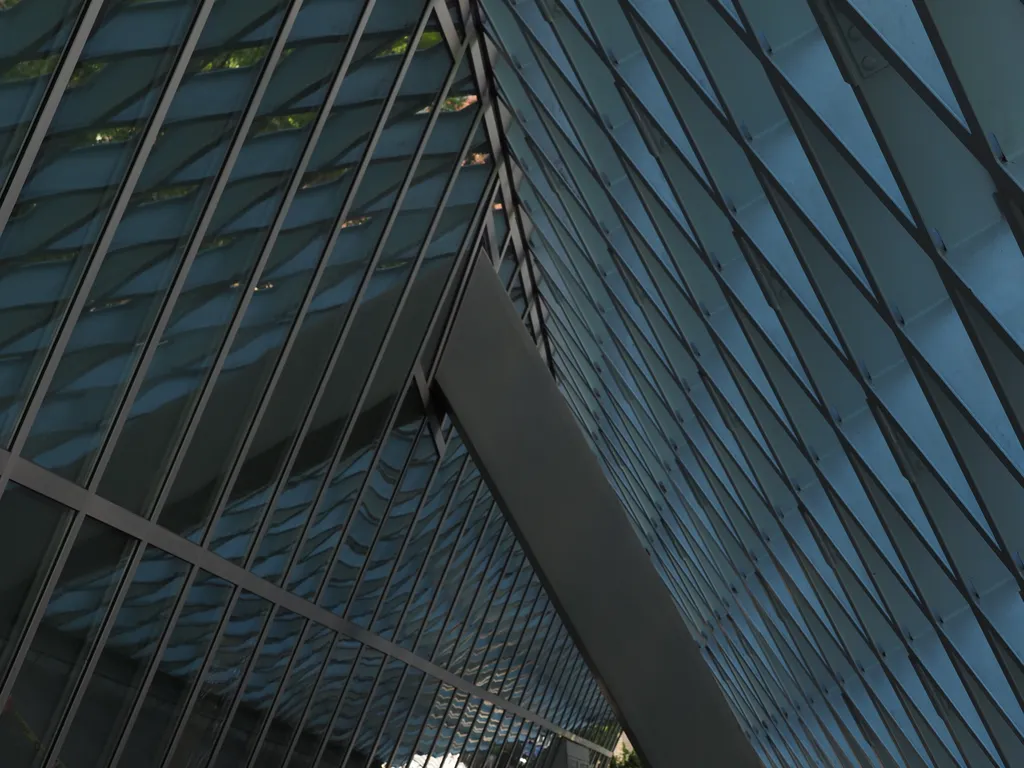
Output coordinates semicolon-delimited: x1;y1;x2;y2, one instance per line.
0;0;90;202
250;622;333;768
491;197;509;255
480;569;538;692
430;515;508;670
418;122;493;373
388;675;441;768
114;570;233;766
447;695;482;763
155;0;378;549
460;700;494;768
0;483;71;683
413;500;498;660
504;602;554;703
317;647;384;768
353;661;419;768
12;0;202;463
430;688;468;761
90;0;296;511
286;636;360;768
389;465;482;649
370;438;467;641
497;251;517;291
0;517;134;768
167;588;273;766
58;545;190;768
202;0;441;582
318;412;424;616
461;545;524;683
285;389;422;602
346;421;438;628
213;607;304;767
509;270;527;317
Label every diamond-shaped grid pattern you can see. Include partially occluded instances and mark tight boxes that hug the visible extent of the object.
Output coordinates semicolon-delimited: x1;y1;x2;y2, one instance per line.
480;0;1024;764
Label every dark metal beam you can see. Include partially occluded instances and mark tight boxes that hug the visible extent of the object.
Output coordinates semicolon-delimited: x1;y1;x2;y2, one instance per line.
436;256;763;768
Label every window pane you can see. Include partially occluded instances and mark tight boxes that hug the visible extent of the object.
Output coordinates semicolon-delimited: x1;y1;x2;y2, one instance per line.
115;570;234;767
0;517;134;768
58;544;190;768
0;483;71;683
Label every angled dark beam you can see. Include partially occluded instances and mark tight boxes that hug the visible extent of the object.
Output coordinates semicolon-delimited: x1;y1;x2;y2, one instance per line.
436;255;762;768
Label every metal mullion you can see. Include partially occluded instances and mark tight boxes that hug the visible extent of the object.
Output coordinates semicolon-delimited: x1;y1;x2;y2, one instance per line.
240;39;484;586
493;718;526;768
0;455;611;756
40;537;149;768
406;493;496;658
342;419;434;592
275;51;487;597
103;564;202;767
279;640;366;768
146;0;381;526
482;710;516;768
427;687;472;768
557;661;590;733
471;553;530;687
542;648;584;726
343;421;443;620
376;670;432;768
508;721;541;768
0;0;106;230
425;176;499;382
452;524;522;680
0;510;85;716
386;470;486;644
518;613;564;711
330;654;393;768
464;5;556;377
527;625;573;717
359;664;418;768
460;694;494;765
4;0;221;468
471;708;508;768
497;720;531;768
238;618;316;768
365;454;473;631
208;12;475;562
197;602;288;768
486;572;543;694
155;583;249;768
85;0;310;493
148;0;405;527
502;598;555;704
432;507;509;672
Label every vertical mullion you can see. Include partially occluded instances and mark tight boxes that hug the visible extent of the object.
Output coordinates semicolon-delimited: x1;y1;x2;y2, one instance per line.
451;522;519;678
343;422;443;619
472;555;530;688
4;0;221;463
154;585;247;768
85;0;311;492
376;671;433;768
494;717;525;768
280;640;366;768
502;599;555;704
365;455;473;632
0;511;85;714
321;653;390;768
270;36;480;592
412;500;499;659
487;573;543;693
204;2;467;554
434;508;507;671
103;565;203;768
168;0;382;527
41;537;149;767
0;0;105;228
207;613;312;768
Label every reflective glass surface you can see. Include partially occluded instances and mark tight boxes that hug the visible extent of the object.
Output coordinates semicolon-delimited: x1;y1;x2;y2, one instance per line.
0;0;621;765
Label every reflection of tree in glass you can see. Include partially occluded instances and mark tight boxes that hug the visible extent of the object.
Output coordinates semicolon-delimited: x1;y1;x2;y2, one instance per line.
253;110;318;137
376;29;445;58
0;56;106;87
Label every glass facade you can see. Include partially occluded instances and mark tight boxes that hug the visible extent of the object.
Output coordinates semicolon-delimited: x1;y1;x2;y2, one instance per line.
0;0;618;766
482;0;1024;765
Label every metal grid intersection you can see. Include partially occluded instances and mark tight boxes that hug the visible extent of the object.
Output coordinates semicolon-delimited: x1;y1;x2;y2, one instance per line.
0;0;617;765
481;0;1024;765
